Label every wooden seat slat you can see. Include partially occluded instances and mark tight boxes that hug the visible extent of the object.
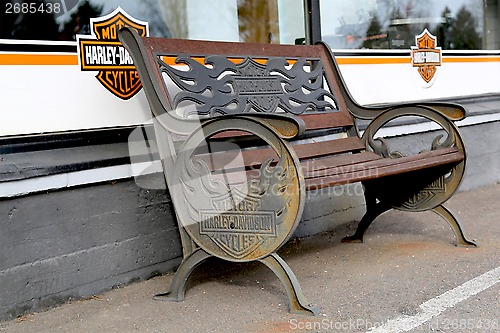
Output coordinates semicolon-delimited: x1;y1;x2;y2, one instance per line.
209;147;463;190
305;147;463;189
302;147;460;177
301;151;382;174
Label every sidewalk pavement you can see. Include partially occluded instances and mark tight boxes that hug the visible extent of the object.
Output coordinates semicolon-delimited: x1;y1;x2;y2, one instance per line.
1;184;499;333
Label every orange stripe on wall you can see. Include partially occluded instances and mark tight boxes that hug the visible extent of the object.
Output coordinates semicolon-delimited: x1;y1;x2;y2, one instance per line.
336;57;410;65
337;56;500;65
1;53;499;66
443;57;500;63
0;54;78;65
160;56;293;65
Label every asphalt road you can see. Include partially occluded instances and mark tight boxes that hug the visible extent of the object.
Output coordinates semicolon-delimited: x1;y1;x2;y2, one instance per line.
1;184;499;333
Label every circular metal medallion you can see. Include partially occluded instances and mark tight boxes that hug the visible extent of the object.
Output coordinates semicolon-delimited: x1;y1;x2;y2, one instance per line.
170;117;305;262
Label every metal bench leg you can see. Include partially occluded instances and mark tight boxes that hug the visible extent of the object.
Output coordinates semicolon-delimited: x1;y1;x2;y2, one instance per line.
342;187;390;243
154;248;212;302
259;253;319;316
432;204;477;247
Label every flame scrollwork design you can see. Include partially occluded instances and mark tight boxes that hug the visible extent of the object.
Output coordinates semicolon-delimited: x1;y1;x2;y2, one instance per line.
158;55;338;117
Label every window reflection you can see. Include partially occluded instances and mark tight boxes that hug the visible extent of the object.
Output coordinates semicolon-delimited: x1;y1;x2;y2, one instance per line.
0;0;172;41
1;0;494;50
1;0;306;45
320;0;494;50
238;0;305;44
238;0;279;43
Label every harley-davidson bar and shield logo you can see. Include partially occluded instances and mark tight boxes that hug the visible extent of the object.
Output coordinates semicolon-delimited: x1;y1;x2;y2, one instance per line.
199;188;277;259
176;154;297;261
77;7;149;99
411;29;442;86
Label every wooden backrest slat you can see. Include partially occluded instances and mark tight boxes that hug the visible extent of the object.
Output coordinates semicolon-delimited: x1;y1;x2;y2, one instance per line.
211;112;354;139
142;36;325;59
300;112;354;131
294;137;364;158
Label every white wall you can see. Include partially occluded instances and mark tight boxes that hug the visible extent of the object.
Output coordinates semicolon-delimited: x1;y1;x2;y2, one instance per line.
338;52;500;105
1;50;499;137
0;60;151;136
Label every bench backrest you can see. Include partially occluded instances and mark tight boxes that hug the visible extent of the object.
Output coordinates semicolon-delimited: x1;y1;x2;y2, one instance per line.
119;28;358;137
118;28;372;197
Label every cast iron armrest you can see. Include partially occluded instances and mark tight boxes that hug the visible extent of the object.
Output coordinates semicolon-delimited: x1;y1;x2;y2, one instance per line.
360;103;466;159
351;102;467;122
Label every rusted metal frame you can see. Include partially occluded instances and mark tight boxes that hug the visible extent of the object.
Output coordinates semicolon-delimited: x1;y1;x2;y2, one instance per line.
164;114;319;313
347;168;476;247
341;169;476;246
163;114;313;309
350;102;467;122
120;28;201;257
154;248;212;302
149;114;316;313
341;183;391;243
350;106;475;247
153;115;312;306
432;205;477;247
119;29;197;260
360;105;466;201
315;38;474;245
259;253;319;315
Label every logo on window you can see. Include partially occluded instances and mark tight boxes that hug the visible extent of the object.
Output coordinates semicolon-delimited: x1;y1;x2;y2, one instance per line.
411;29;442;87
77;7;149;100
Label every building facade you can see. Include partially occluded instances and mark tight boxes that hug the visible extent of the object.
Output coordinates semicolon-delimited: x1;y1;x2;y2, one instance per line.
0;0;499;321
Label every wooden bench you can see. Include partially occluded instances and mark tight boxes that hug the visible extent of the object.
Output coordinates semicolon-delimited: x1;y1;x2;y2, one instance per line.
118;27;476;315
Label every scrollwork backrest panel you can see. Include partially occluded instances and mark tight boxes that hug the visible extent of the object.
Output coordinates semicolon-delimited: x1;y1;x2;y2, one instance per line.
157;54;339;118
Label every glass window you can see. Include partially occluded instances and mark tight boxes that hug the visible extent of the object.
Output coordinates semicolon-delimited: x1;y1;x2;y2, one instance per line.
0;0;306;44
237;0;306;44
238;0;280;43
320;0;499;50
0;0;173;41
